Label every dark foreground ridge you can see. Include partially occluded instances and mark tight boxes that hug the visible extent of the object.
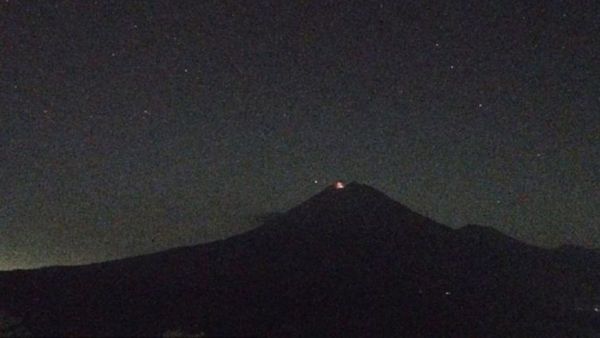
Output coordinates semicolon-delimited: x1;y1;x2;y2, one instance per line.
1;182;599;337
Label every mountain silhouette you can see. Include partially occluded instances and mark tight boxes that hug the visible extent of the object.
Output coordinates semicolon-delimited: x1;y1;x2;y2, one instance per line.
1;182;599;337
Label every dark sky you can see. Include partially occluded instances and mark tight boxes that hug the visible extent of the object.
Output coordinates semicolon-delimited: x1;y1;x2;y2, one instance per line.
1;0;598;270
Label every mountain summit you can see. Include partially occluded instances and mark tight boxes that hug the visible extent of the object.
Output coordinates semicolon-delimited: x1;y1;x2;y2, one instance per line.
276;182;451;245
1;183;599;337
289;181;399;214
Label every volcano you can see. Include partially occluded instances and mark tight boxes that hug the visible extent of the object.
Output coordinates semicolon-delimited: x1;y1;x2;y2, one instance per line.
1;182;599;337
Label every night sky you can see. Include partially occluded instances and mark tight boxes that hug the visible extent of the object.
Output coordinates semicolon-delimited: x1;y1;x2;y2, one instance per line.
1;0;598;270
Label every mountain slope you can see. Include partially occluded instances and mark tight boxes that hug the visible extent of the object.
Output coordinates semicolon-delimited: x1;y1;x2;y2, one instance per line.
1;182;599;337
